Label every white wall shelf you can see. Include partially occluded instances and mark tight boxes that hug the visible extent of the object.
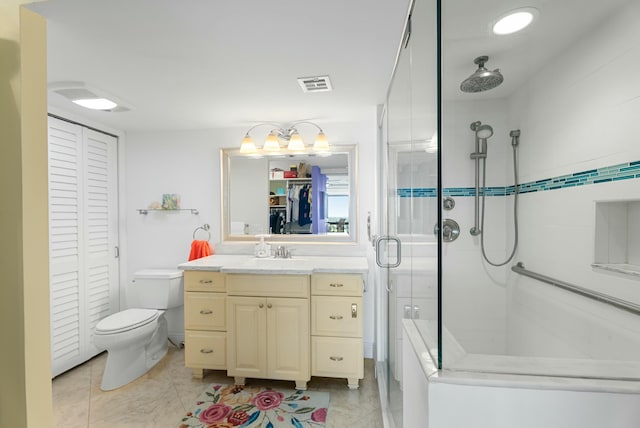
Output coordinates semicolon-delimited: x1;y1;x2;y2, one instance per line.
137;208;199;215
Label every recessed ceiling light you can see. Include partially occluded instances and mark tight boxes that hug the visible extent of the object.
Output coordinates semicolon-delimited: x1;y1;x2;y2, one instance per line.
49;82;129;112
72;98;118;110
493;7;538;35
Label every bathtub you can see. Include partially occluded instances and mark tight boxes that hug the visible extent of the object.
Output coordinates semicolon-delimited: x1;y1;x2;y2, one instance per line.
400;270;640;428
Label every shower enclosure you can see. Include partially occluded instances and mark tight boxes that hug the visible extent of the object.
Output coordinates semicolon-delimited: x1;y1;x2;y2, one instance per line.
377;0;640;426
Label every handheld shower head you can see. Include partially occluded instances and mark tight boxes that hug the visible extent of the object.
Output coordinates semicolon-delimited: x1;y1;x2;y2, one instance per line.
475;124;494;140
469;121;493;157
470;121;494;140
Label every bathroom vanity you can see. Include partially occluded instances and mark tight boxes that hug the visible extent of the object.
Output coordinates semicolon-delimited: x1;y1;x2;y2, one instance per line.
179;254;368;389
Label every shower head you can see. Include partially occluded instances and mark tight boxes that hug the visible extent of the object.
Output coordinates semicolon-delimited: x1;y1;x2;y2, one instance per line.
476;124;494;140
460;56;504;93
470;121;494;140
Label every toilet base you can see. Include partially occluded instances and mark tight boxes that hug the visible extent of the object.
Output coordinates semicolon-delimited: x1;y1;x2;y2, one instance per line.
100;316;169;391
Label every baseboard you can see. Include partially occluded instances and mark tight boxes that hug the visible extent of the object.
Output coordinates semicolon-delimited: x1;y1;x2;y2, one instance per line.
364;341;374;359
169;332;185;347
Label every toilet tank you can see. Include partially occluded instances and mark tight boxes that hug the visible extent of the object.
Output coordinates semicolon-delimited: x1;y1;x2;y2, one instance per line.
131;269;184;309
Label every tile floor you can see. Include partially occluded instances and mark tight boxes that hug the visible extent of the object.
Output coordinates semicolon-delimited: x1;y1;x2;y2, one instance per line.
52;345;383;428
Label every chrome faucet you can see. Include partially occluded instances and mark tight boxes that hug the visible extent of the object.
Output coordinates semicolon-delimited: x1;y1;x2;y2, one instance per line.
274;245;291;259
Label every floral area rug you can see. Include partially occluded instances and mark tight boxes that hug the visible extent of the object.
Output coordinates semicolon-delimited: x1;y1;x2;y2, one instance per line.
179;384;329;428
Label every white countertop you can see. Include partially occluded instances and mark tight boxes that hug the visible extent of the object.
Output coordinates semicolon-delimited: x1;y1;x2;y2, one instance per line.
178;254;369;275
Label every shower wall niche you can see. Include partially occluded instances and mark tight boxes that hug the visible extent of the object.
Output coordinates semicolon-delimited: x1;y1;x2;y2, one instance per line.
593;200;640;278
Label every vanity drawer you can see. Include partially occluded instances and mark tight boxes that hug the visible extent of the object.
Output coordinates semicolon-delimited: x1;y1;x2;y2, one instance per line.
185;330;226;369
311;336;363;378
185;292;226;330
312;296;363;337
226;274;309;298
184;271;226;292
311;274;362;296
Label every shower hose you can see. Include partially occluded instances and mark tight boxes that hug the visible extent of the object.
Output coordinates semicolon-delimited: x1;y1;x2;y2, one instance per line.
480;143;519;266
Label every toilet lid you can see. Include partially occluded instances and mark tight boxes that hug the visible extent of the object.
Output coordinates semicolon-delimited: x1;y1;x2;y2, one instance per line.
95;308;160;334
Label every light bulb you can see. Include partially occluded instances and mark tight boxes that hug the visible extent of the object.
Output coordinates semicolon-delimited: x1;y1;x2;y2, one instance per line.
72;98;117;110
493;8;537;35
313;132;330;152
287;132;305;151
263;133;281;152
240;135;257;154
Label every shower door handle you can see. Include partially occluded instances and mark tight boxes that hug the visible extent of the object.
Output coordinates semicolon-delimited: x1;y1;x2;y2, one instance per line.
375;236;401;268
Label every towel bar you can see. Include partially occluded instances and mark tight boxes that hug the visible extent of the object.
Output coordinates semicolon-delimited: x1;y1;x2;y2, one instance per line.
193;224;211;241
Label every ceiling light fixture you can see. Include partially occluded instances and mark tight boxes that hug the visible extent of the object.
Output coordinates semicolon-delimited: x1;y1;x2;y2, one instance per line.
72;98;118;110
240;121;330;155
492;7;538;35
48;81;129;112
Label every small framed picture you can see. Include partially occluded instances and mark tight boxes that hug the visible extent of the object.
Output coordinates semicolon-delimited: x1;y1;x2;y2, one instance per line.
162;193;180;210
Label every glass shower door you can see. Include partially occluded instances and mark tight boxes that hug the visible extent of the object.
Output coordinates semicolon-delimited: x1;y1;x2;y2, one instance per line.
377;0;438;425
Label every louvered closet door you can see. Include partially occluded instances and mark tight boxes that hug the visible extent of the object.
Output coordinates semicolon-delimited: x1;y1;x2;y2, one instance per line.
48;117;119;377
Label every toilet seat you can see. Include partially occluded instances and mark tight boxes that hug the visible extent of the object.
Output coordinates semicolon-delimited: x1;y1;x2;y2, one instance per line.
95;308;160;335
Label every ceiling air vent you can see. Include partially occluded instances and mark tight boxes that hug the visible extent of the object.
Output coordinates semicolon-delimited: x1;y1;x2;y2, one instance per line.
297;75;333;93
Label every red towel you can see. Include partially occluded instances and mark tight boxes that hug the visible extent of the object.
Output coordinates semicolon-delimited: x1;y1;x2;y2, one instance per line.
189;240;213;261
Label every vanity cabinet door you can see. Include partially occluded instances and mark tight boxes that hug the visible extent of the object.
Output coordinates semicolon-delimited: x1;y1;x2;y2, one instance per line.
310;273;364;389
185;331;226;369
184;271;226;292
184;271;227;378
311;273;363;296
312;336;363;378
267;297;310;381
227;296;268;379
185;292;226;330
227;296;310;383
312;296;363;337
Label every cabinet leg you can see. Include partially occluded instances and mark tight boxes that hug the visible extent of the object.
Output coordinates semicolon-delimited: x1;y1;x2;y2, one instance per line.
347;378;359;390
234;377;246;386
192;368;204;379
295;380;307;391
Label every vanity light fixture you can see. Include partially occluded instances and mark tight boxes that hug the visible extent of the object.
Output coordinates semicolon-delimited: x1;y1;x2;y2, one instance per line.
239;121;330;155
492;7;538;35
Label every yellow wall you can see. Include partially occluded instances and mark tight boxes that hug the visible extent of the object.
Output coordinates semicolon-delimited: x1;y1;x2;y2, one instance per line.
0;2;51;427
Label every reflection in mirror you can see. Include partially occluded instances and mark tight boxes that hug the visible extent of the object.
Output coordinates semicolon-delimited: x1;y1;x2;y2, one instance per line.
221;146;357;243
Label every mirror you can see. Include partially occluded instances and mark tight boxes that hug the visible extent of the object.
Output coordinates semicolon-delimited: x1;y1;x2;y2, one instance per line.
221;145;357;243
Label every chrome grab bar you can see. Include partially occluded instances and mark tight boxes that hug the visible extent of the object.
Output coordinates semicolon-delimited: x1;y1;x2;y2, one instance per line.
512;262;640;316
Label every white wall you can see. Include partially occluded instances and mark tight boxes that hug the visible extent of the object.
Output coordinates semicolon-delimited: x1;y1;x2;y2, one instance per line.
506;0;640;362
124;115;379;356
440;98;512;354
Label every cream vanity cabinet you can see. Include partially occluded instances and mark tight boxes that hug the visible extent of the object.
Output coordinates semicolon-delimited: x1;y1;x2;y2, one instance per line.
226;274;310;390
311;273;364;389
184;271;227;378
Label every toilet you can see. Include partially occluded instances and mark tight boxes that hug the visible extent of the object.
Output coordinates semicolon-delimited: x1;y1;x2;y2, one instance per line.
92;269;184;391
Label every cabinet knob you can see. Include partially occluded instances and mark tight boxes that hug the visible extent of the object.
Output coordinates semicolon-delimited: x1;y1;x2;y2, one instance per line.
199;279;213;284
329;315;343;320
200;309;213;315
329;283;344;288
329;356;344;362
267;303;273;309
259;303;264;308
200;348;213;354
